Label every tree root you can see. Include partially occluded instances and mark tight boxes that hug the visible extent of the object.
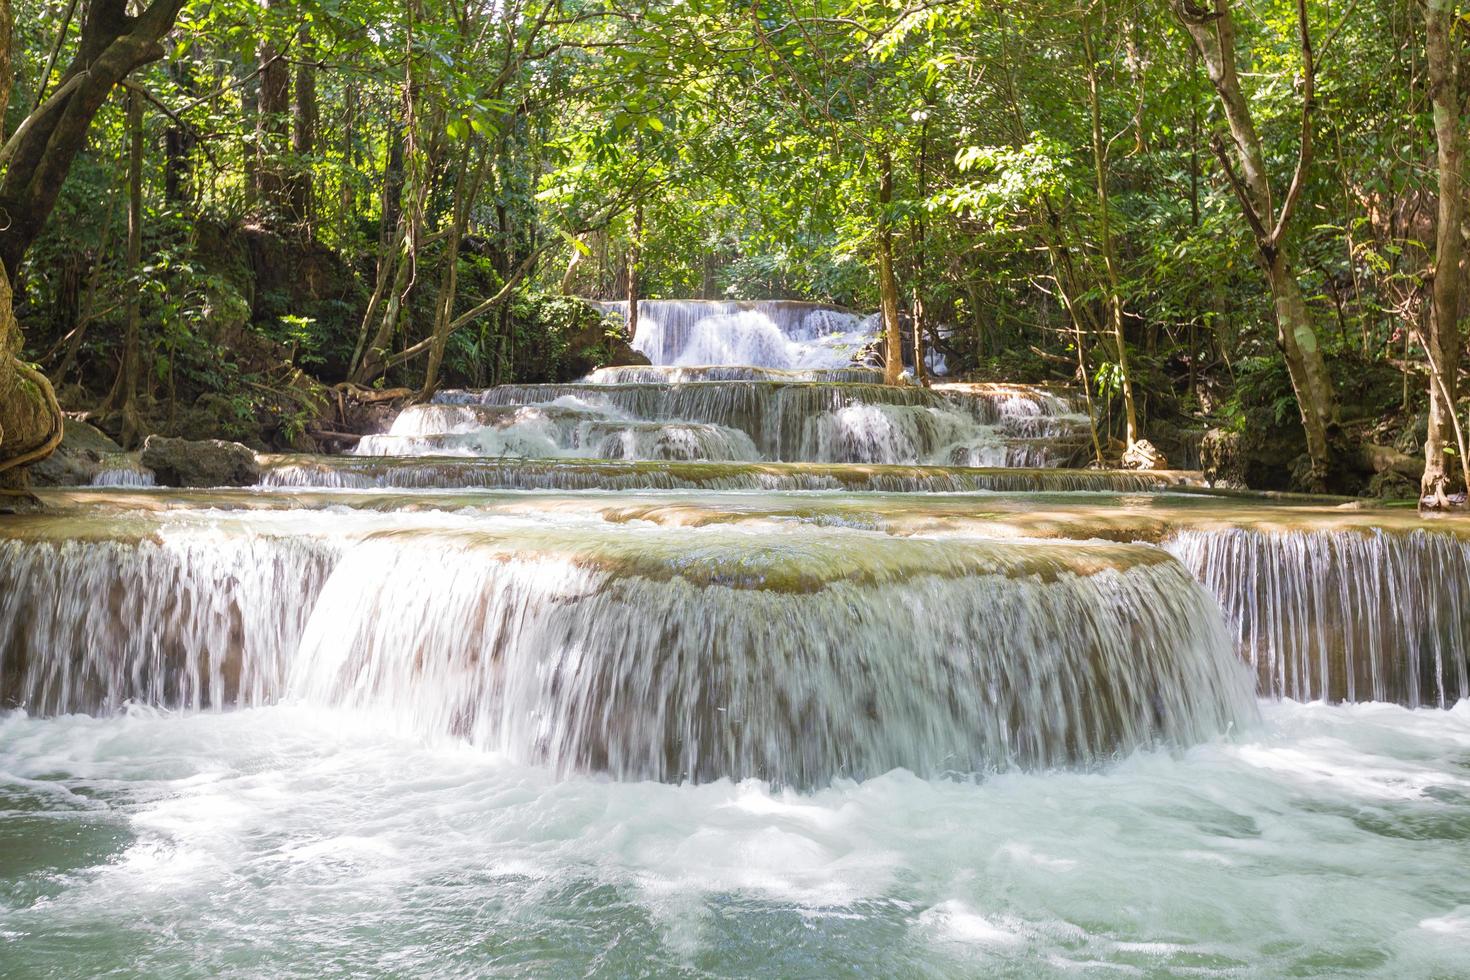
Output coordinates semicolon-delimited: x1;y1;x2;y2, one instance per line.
0;357;65;478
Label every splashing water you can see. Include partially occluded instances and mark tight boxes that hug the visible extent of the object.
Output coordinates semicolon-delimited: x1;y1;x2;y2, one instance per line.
2;700;1469;976
591;299;879;370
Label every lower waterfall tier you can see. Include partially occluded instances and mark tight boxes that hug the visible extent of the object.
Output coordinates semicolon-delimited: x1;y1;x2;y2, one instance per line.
0;513;1253;785
1169;527;1470;707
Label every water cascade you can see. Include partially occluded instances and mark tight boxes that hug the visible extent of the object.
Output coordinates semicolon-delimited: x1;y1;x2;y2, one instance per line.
1168;526;1470;707
348;380;1092;469
0;514;1254;785
590;299;881;370
261;455;1190;492
13;296;1470;975
334;301;1093;469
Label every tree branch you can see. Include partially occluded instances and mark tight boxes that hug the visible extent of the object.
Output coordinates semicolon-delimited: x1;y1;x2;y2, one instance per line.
1269;0;1315;247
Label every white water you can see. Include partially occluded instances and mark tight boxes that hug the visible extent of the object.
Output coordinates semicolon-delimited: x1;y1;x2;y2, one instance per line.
358;380;1093;467
592;299;880;371
1169;527;1470;707
0;508;1253;784
342;301;1085;468
3;700;1469;977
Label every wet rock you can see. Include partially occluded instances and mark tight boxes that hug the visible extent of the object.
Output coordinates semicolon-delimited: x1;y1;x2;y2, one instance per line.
29;419;123;487
141;435;260;487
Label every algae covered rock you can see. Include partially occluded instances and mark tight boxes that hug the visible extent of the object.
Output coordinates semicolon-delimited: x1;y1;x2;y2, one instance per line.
29;419;123;487
141;434;260;487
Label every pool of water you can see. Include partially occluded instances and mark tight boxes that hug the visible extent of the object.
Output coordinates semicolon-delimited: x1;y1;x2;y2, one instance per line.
2;701;1469;977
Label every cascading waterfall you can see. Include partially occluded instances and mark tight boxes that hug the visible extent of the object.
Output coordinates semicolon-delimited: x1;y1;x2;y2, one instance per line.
395;380;1092;466
583;364;887;384
0;515;1255;784
337;301;1092;469
1168;526;1470;707
590;299;880;370
288;531;1254;784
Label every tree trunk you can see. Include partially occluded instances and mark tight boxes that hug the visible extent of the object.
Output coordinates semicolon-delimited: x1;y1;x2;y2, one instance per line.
1083;18;1138;446
163;52;194;204
339;81;358;240
288;22;316;231
255;10;290;218
1422;0;1466;506
911;105;930;384
0;0;61;493
1175;0;1339;489
1266;255;1336;479
878;150;903;385
420;145;486;398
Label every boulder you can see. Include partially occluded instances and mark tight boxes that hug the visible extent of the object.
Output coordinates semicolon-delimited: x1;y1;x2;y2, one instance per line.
141;435;260;487
557;311;650;380
29;419;123;487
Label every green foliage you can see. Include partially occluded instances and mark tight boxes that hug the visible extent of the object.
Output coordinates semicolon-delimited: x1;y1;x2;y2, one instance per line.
3;0;1449;456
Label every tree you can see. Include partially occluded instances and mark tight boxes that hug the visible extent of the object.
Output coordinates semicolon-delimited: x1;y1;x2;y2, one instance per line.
0;0;187;490
0;0;188;276
1420;0;1467;507
1174;0;1340;490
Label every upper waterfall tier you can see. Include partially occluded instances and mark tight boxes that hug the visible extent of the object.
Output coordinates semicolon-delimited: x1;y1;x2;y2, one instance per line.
0;509;1254;785
589;299;881;370
352;381;1094;467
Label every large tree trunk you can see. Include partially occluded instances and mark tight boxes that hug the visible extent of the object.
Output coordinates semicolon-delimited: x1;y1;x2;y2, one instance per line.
288;22;317;231
0;0;188;280
0;0;184;487
1266;255;1336;479
0;273;61;495
255;8;290;219
1422;0;1466;506
1175;0;1339;490
878;150;903;386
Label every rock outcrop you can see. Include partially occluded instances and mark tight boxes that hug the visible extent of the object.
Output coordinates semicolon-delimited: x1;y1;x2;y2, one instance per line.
141;435;260;487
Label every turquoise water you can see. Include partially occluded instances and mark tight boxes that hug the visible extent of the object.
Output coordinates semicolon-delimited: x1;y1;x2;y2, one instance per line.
3;701;1469;978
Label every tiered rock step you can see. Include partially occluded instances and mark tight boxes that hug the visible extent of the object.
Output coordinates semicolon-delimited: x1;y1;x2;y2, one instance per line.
261;455;1201;493
365;379;1094;466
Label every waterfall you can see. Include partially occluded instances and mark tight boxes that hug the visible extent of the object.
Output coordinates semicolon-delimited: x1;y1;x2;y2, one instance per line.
583;365;888;384
90;454;157;487
590;299;880;370
393;381;1092;466
1167;527;1470;707
341;301;1093;468
0;518;1254;784
0;534;334;713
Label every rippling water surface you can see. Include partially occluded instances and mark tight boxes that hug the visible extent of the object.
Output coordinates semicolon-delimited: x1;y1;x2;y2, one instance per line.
4;701;1469;977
